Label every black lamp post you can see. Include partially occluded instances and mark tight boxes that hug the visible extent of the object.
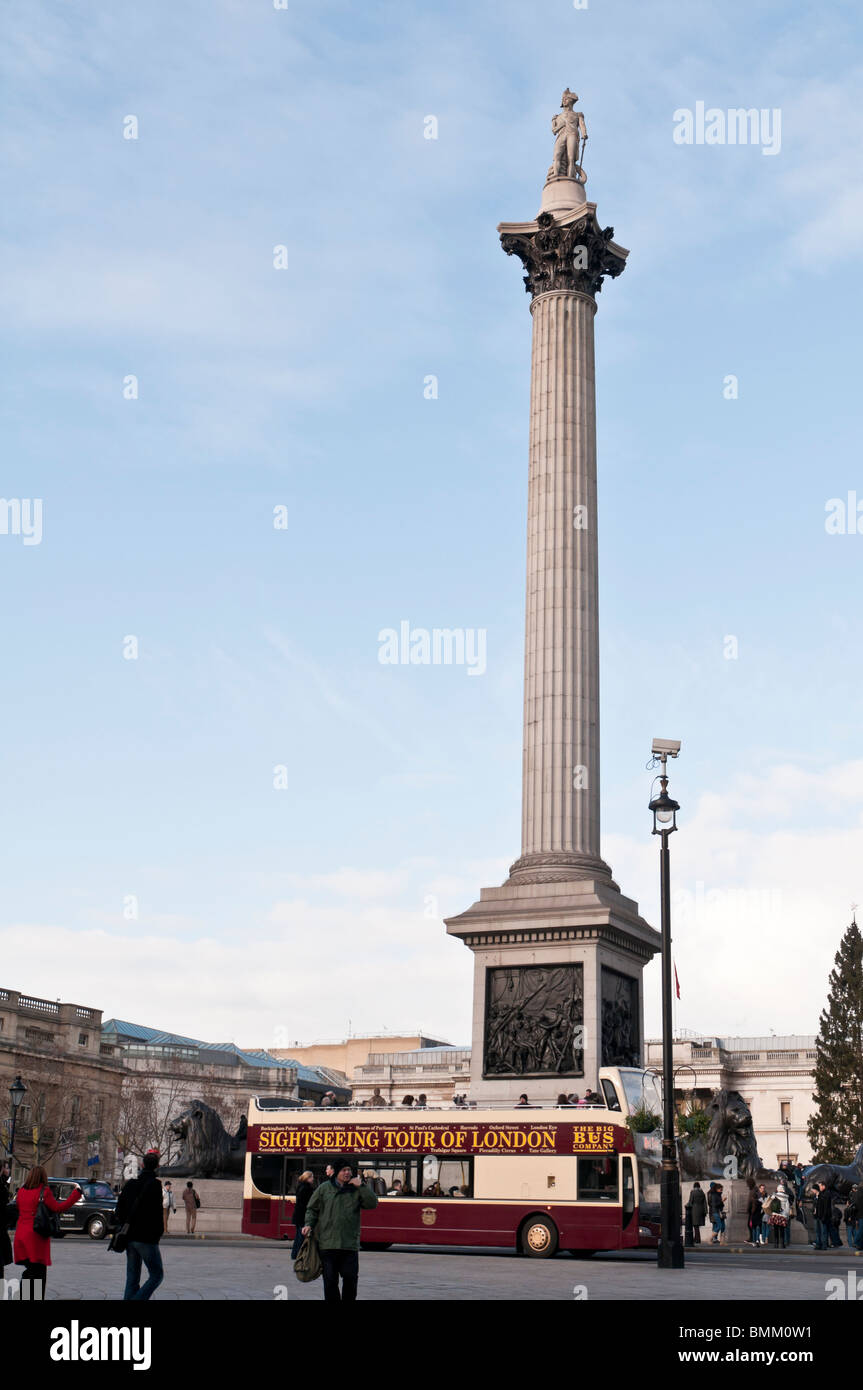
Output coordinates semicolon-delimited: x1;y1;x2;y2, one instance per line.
649;745;684;1270
783;1117;792;1163
9;1075;27;1173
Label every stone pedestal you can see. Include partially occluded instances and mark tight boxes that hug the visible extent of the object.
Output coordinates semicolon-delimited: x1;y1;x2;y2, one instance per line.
445;150;660;1103
167;1177;244;1236
447;878;656;1104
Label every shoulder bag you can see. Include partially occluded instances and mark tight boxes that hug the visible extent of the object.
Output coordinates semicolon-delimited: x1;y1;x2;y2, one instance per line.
107;1181;148;1255
32;1185;61;1238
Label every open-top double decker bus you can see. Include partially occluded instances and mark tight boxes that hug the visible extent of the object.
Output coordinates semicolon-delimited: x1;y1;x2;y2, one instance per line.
242;1066;662;1257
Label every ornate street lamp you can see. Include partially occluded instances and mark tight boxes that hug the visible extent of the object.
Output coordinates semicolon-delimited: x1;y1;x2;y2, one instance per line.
783;1116;792;1163
9;1075;27;1171
649;739;684;1270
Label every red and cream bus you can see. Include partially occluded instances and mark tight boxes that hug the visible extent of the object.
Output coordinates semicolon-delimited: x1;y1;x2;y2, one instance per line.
242;1066;661;1257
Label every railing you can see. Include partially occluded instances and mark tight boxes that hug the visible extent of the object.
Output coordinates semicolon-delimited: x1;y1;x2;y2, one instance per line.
75;1007;95;1021
367;1051;472;1067
18;995;60;1016
304;1100;612;1112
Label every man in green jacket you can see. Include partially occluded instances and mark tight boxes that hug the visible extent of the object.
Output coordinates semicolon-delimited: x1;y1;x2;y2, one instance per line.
302;1159;378;1301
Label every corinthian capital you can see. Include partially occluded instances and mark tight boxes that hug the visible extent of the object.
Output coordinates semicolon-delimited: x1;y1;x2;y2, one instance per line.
499;210;627;300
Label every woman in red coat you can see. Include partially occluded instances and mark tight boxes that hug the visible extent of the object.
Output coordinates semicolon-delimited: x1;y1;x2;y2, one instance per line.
14;1165;82;1298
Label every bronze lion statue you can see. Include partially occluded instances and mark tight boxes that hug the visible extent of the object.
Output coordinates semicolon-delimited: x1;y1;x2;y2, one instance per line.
678;1089;763;1180
161;1101;247;1178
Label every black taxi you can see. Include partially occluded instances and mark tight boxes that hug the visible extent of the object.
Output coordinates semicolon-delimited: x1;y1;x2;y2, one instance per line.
48;1178;118;1239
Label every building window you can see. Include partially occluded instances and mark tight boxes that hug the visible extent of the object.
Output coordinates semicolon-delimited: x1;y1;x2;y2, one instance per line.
780;1101;791;1125
78;1032;89;1046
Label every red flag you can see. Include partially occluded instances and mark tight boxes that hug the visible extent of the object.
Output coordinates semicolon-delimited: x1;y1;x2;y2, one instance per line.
674;963;681;999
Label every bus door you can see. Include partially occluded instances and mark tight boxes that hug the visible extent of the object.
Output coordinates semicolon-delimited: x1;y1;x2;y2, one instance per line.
621;1155;636;1236
278;1157;291;1232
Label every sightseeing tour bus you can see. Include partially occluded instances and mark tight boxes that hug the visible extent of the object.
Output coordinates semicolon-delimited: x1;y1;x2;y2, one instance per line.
242;1066;662;1257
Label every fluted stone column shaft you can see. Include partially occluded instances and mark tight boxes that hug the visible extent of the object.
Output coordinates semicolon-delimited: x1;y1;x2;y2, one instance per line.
520;287;601;872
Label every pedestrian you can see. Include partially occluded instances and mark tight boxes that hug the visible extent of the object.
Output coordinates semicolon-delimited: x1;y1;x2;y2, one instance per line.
320;1091;337;1109
689;1182;706;1244
291;1171;315;1259
829;1190;844;1247
767;1187;790;1247
117;1150;165;1300
515;1093;529;1107
182;1181;200;1235
0;1161;14;1281
778;1179;794;1248
567;1093;580;1105
302;1158;378;1302
13;1165;82;1300
416;1093;428;1109
557;1093;572;1106
707;1182;726;1243
846;1183;863;1254
756;1183;770;1245
814;1181;833;1250
745;1178;762;1247
162;1180;175;1234
401;1095;415;1108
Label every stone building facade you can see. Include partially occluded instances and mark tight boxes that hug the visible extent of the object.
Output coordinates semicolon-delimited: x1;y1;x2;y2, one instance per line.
0;988;124;1181
644;1034;818;1166
268;1033;450;1083
352;1045;472;1107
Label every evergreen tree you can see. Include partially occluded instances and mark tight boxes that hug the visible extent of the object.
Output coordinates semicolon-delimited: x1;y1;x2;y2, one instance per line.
808;916;863;1163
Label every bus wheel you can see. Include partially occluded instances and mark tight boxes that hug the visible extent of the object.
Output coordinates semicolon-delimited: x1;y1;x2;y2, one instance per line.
520;1216;558;1258
360;1242;392;1251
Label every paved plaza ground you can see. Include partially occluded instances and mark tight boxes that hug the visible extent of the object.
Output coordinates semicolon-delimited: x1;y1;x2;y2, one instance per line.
19;1236;863;1302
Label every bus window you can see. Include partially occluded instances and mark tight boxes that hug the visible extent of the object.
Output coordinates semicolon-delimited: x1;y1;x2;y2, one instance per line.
577;1156;618;1201
250;1156;284;1195
423;1156;473;1198
356;1156;474;1198
357;1160;420;1195
601;1078;622;1111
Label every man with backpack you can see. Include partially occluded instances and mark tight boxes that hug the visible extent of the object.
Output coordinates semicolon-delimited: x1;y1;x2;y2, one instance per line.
301;1158;378;1302
116;1150;165;1300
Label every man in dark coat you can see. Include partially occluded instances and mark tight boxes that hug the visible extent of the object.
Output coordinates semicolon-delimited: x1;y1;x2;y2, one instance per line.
291;1171;315;1259
688;1182;707;1244
116;1150;165;1300
847;1183;863;1252
813;1182;833;1250
0;1161;13;1278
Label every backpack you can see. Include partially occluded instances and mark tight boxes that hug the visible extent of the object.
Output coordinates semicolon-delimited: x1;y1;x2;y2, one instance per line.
194;1193;201;1209
769;1198;781;1214
294;1232;322;1283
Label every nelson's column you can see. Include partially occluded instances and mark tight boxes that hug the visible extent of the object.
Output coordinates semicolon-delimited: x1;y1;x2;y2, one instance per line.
446;90;661;1103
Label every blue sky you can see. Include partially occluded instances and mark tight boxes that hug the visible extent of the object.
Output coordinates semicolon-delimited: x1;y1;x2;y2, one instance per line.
2;0;862;1050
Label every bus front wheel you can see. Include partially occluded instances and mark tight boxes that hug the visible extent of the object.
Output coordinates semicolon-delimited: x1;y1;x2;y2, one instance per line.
519;1216;559;1258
